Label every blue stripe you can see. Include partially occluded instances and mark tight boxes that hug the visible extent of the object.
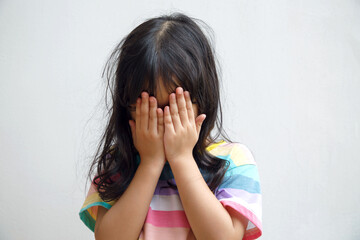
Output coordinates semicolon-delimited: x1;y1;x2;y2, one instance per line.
225;164;260;182
79;202;113;232
219;174;261;194
216;153;260;179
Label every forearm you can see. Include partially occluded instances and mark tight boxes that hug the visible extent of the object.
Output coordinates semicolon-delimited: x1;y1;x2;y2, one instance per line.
96;162;163;240
169;157;237;240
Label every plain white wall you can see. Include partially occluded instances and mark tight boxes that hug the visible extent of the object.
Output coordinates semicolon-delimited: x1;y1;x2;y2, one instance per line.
0;0;359;239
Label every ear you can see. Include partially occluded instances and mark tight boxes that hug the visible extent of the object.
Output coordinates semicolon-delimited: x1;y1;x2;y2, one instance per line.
129;120;136;141
195;114;206;135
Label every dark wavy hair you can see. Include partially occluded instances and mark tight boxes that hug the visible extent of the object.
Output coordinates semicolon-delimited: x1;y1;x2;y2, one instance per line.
87;12;231;202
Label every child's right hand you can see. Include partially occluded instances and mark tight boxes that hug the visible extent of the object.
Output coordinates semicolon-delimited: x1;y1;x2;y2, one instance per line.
128;92;166;170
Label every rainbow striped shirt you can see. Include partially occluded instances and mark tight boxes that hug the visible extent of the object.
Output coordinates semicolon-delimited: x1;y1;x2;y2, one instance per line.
79;141;262;239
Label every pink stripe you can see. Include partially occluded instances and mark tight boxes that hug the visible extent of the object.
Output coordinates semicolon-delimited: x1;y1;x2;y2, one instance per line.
243;227;262;240
92;172;122;184
145;207;190;228
87;172;121;197
220;200;262;240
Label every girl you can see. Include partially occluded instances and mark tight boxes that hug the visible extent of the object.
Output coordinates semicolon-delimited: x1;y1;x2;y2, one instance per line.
79;12;262;240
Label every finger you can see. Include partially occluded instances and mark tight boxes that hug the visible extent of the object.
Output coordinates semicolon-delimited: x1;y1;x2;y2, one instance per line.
164;106;175;133
140;92;149;130
149;96;157;135
195;114;206;136
169;92;182;131
184;91;195;123
135;98;141;132
176;87;189;125
157;108;164;135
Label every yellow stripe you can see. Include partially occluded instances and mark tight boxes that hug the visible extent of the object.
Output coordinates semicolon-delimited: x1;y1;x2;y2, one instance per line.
206;140;226;152
208;143;255;166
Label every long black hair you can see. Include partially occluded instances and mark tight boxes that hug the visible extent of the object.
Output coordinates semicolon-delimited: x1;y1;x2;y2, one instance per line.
87;12;231;202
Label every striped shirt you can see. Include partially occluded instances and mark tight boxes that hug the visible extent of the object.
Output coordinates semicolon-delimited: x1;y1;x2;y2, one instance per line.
79;141;262;239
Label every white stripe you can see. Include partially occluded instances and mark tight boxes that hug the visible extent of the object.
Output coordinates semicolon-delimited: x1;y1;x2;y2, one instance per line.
150;194;184;211
220;196;262;220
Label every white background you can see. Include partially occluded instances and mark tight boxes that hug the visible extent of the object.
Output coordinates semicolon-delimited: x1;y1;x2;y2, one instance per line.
1;0;359;239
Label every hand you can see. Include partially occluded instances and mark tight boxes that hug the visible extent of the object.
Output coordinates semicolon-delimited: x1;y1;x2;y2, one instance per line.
163;87;206;163
128;92;166;169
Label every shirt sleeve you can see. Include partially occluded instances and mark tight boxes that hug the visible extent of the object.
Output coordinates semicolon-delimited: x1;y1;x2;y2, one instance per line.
212;143;262;240
78;173;120;232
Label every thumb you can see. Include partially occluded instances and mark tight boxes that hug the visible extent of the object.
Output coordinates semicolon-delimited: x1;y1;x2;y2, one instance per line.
195;114;206;135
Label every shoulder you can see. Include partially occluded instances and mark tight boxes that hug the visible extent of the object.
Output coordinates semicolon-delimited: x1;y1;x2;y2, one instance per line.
210;142;263;238
211;141;261;194
206;141;256;167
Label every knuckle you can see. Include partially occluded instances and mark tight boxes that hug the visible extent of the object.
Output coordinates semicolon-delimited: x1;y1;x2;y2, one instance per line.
139;131;145;138
149;114;156;120
141;107;149;113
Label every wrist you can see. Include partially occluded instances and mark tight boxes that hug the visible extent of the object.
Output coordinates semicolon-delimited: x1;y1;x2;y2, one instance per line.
167;154;195;169
168;156;204;188
167;152;193;164
134;161;164;185
139;157;165;172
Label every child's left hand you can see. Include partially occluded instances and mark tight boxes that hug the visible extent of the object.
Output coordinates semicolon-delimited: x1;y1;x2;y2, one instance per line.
163;87;206;163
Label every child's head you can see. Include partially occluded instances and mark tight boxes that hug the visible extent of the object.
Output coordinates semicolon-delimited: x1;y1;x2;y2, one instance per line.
104;12;224;146
91;13;229;200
